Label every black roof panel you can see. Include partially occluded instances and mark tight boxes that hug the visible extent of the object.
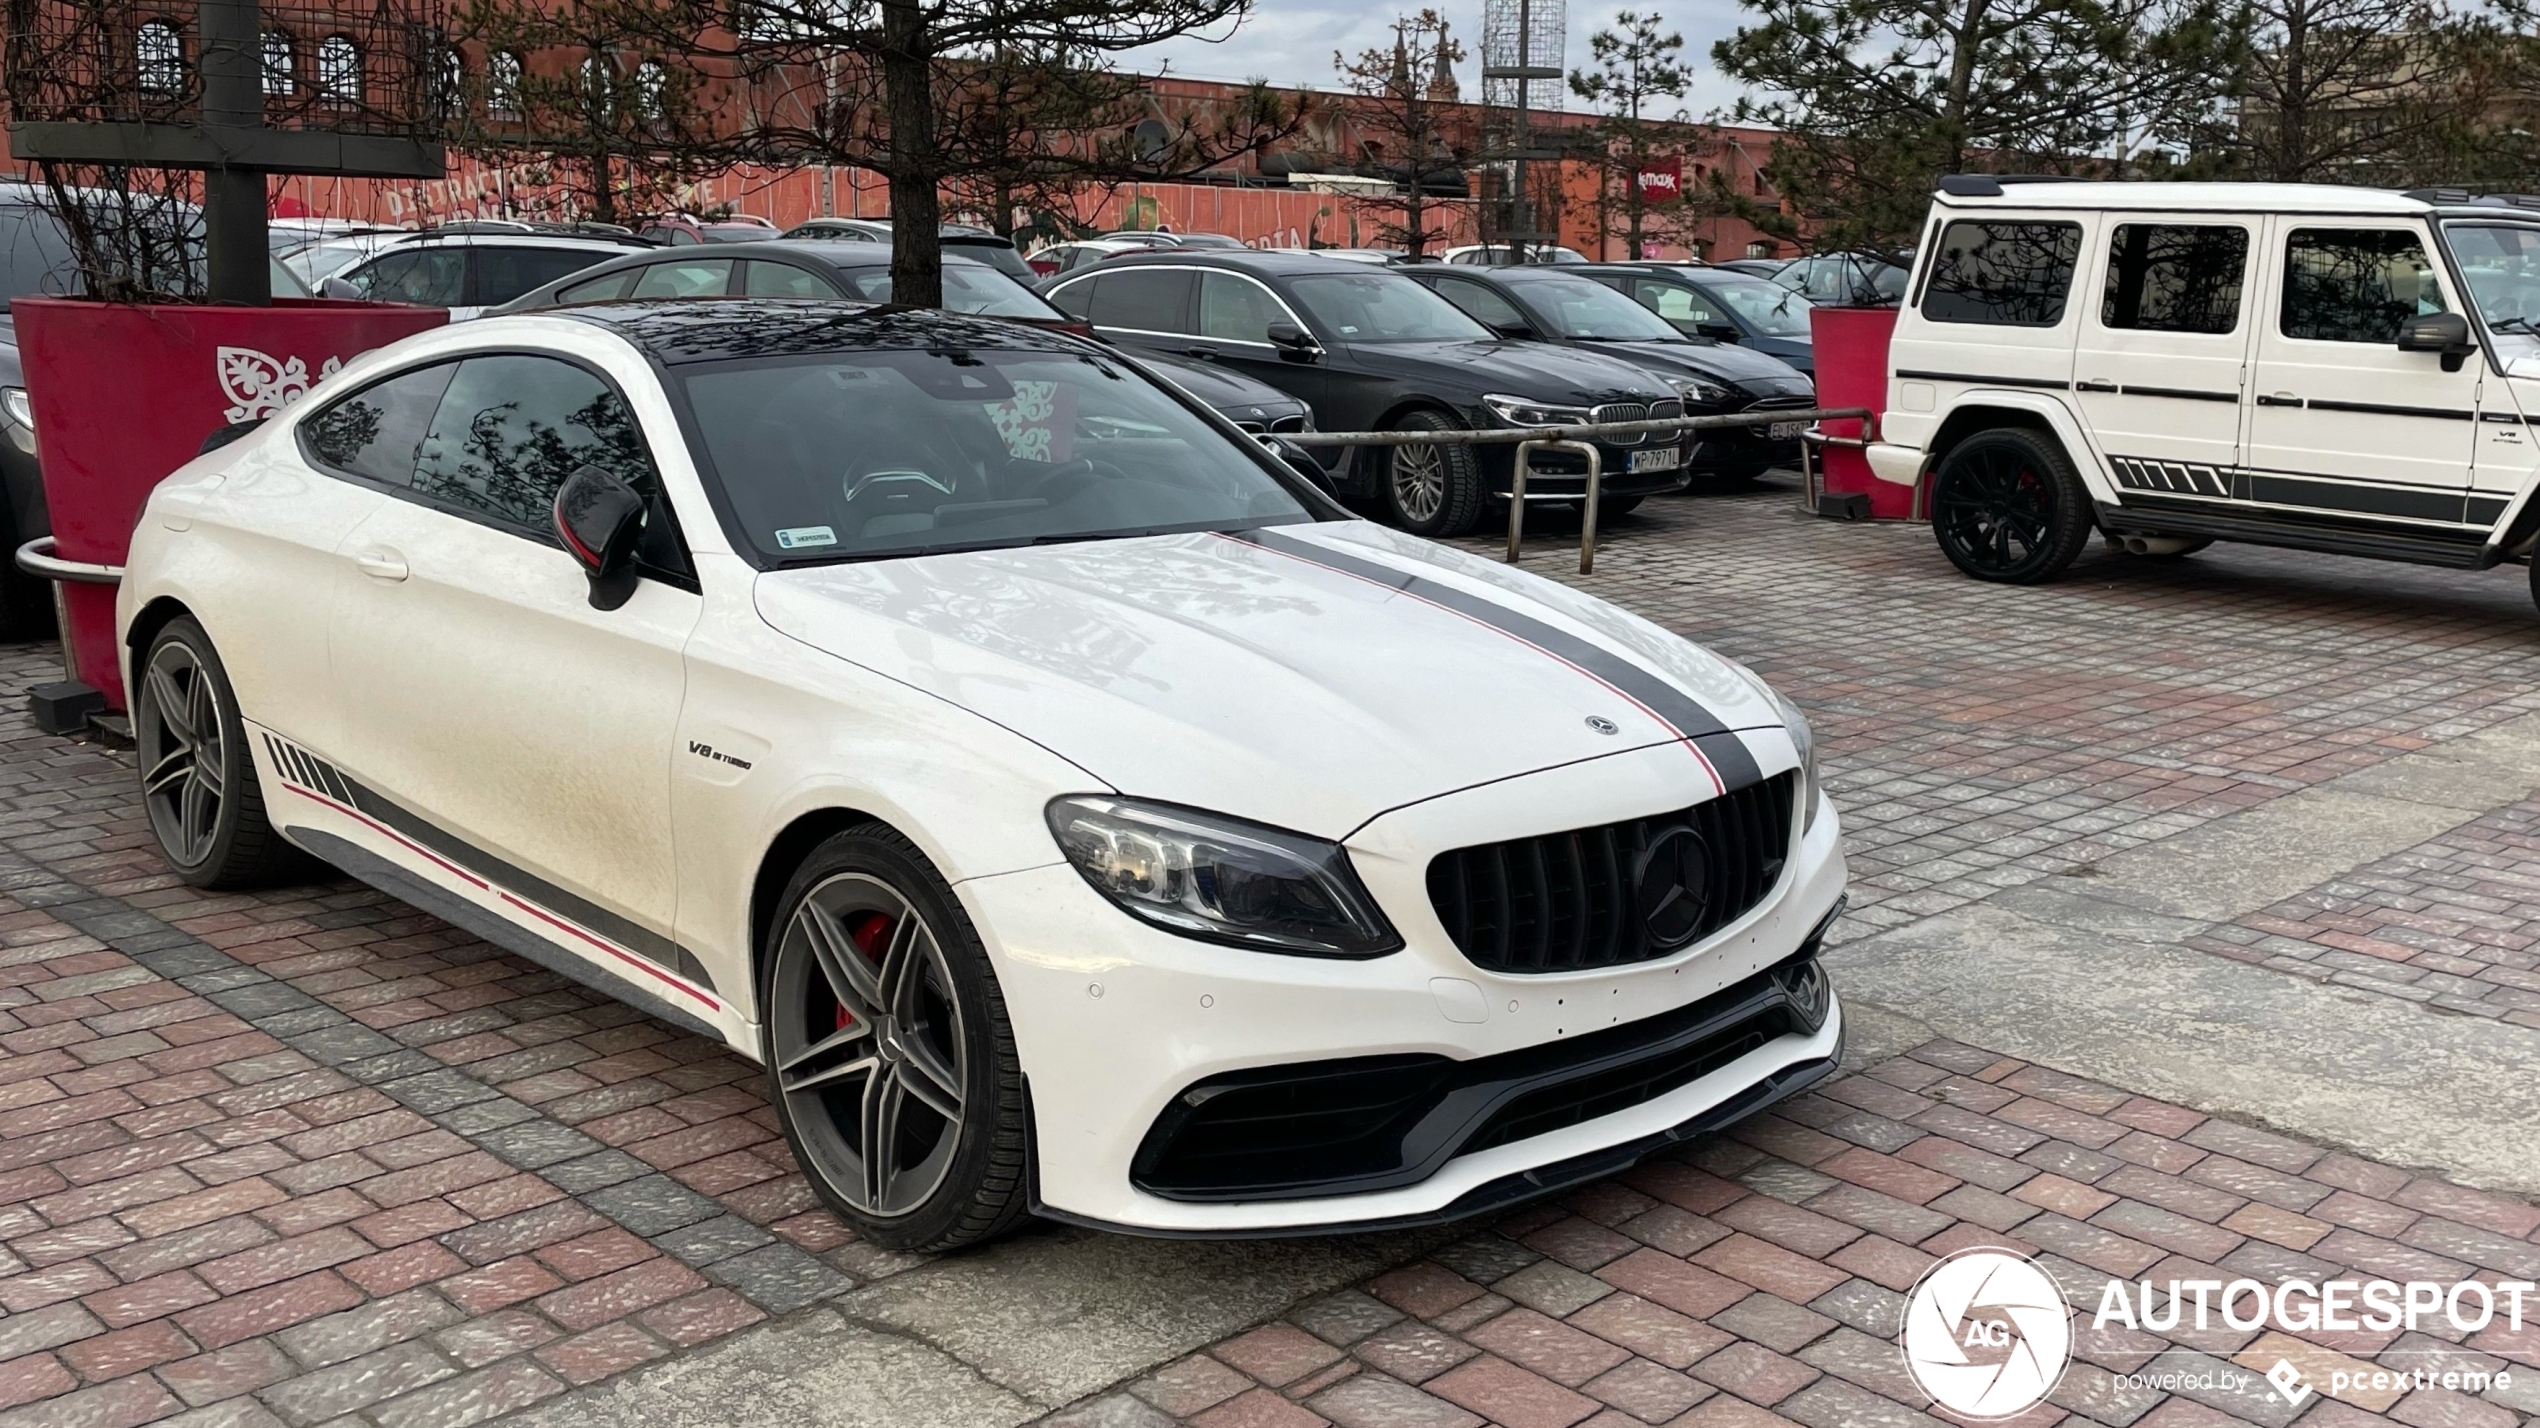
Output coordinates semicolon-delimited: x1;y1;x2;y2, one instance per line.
557;299;1084;364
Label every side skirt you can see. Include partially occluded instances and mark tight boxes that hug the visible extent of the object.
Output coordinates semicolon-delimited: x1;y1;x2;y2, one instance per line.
285;826;726;1044
2096;498;2499;570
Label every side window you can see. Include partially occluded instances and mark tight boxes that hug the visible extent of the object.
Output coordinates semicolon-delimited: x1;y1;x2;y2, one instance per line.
744;261;836;298
1088;269;1194;333
1047;277;1094;319
1633;279;1721;325
557;270;636;304
1920;221;2084;327
627;258;733;299
410;355;656;538
351;249;466;307
2281;228;2450;343
299;361;461;487
1432;278;1527;330
1197;273;1286;342
477;247;611;306
2102;224;2247;335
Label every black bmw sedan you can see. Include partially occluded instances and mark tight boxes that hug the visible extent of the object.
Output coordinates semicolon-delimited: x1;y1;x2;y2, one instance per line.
1044;250;1698;536
1398;263;1818;484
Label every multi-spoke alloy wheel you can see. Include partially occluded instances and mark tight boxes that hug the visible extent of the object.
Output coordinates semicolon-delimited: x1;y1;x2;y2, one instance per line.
1391;444;1446;525
1379;409;1483;536
133;616;300;889
763;827;1028;1250
1929;428;2092;584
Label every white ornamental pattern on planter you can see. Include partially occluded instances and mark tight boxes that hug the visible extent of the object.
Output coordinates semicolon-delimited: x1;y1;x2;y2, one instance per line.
216;346;345;423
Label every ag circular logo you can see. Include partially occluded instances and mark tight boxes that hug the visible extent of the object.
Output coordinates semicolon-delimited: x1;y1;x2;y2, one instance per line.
1902;1248;2072;1420
1634;825;1711;948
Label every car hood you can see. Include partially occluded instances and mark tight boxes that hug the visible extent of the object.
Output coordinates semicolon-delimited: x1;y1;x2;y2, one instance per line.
1569;338;1812;395
1137;352;1307;417
753;521;1779;837
1333;339;1677;404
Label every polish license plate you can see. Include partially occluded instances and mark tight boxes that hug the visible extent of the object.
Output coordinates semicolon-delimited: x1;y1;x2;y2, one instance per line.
1628;446;1681;473
1768;420;1806;440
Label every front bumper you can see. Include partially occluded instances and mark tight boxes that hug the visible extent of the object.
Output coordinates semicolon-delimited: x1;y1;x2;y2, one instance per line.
960;736;1847;1233
1480;441;1696;500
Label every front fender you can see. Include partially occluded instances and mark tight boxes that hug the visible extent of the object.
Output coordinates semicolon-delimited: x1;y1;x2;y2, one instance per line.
1926;391;2116;506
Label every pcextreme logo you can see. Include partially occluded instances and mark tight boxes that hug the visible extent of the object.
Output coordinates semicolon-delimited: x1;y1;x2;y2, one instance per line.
1901;1248;2074;1419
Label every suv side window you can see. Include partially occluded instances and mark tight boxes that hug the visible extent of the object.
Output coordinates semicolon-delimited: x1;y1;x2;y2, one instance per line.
1088;269;1194;333
299;361;461;486
744;261;835;298
2281;228;2450;343
1047;275;1094;319
477;246;611;306
410;355;658;540
629;258;734;298
1198;272;1286;342
557;270;636;304
1431;277;1528;331
1920;221;2083;326
349;249;466;307
2102;224;2248;334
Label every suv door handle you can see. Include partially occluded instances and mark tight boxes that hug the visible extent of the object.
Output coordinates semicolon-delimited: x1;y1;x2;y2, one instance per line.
354;547;408;581
2075;378;2118;393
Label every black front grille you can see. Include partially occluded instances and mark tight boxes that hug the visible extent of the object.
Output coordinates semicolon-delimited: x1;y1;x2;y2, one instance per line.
1427;771;1796;975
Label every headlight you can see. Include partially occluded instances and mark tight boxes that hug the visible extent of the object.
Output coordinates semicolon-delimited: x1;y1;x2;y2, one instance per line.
1047;796;1401;957
1671;374;1733;405
1770;686;1824;833
1483;393;1593;428
2;387;32;431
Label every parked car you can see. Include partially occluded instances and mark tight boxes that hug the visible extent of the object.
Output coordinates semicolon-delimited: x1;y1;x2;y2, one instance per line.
1864;178;2540;603
1441;243;1591;266
494;239;1316;435
281;230;414;287
323;233;642;318
1099;230;1249;250
638;213;781;245
780;218;1037;281
118;299;1844;1248
1027;238;1153;280
1044;249;1702;534
1313;248;1409;265
1576;262;1819;375
0;186;304;632
1713;258;1790;279
1774;251;1909;306
1401;263;1818;481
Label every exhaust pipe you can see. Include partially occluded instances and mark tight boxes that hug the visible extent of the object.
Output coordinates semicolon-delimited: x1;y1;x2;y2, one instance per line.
2113;534;2200;556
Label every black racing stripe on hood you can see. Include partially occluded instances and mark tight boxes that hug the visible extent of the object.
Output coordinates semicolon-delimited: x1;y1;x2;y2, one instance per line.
1231;527;1765;791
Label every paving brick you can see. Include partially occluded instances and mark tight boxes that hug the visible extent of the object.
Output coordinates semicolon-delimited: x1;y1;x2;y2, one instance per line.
155;1338;297;1407
1368;1262;1489;1320
58;1319;195;1381
1427;1355;1603;1428
171;1271;364;1351
1306;1372;1482;1428
1688;1341;1820;1405
1596;1248;1750;1319
1463;1307;1631;1387
367;1358;565;1428
1692;1234;1849;1303
530;1255;706;1331
1351;1322;1482;1386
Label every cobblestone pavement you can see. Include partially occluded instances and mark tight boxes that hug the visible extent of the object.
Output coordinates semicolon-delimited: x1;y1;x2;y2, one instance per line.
1;478;2537;1428
1053;1041;2540;1428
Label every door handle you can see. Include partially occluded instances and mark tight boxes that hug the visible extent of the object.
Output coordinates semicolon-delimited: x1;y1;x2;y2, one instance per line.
354;547;408;581
1181;347;1218;360
2255;393;2303;407
2075;378;2118;393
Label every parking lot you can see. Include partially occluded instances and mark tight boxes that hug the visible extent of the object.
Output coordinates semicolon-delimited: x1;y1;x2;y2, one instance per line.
5;475;2540;1428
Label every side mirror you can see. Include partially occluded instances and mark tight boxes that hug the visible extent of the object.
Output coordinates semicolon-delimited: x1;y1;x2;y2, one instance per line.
1487;322;1537;340
198;417;264;454
321;276;361;300
2396;311;2477;372
553;464;647;610
1697;323;1742;342
1266;320;1320;364
1264;435;1336;494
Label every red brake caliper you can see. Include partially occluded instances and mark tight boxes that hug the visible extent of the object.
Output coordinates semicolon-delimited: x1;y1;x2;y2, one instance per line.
837;913;891;1031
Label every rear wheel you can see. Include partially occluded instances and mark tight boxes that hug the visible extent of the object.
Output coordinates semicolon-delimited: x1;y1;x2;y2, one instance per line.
1930;428;2093;584
762;825;1029;1252
1379;410;1484;537
134;617;304;888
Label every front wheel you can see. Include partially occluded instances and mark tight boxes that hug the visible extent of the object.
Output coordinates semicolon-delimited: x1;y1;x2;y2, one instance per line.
134;617;304;888
1379;410;1484;537
1929;428;2094;584
762;825;1030;1252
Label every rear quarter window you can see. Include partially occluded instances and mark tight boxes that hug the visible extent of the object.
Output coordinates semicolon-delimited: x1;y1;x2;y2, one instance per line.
1920;220;2083;327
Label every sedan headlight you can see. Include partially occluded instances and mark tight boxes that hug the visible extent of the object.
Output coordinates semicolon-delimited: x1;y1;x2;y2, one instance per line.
2;386;32;431
1482;393;1592;428
1671;374;1733;406
1770;686;1824;833
1047;796;1401;957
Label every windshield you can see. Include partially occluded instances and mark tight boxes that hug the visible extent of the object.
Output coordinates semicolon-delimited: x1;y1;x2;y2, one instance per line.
1505;271;1682;340
830;261;1055;318
1287;273;1490;341
680;347;1311;563
1704;274;1813;335
2445;222;2540;357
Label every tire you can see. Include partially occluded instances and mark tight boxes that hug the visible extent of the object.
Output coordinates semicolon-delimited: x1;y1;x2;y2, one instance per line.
761;824;1030;1253
1929;428;2094;584
134;616;305;888
1378;409;1484;537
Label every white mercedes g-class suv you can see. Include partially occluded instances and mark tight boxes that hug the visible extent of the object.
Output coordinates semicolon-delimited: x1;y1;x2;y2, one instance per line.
1865;179;2540;607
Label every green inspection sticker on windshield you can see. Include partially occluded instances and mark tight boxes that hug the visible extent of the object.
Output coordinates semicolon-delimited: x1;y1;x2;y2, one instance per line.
775;526;837;550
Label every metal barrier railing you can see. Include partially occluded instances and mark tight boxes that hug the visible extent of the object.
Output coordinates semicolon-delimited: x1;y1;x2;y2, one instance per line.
1280;405;1874;573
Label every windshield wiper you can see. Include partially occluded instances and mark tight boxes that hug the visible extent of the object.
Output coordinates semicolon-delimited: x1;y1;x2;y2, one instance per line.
2490;314;2540;335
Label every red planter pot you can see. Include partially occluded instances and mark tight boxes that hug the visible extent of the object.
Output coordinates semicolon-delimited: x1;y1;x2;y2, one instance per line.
16;297;446;710
1807;306;1912;519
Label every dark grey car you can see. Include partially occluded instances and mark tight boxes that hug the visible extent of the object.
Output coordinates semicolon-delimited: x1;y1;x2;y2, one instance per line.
1575;263;1818;375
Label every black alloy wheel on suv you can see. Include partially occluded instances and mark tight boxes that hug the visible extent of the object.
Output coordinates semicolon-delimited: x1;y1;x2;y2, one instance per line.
1929;428;2095;583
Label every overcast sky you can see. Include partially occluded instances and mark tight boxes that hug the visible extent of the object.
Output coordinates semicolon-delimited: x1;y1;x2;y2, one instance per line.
1117;0;1762;119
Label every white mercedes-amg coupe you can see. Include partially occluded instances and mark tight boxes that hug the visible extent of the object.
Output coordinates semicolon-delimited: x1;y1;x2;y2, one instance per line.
119;301;1846;1249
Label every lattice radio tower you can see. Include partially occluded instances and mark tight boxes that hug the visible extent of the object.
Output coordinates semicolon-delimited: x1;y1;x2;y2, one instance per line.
1479;0;1564;252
